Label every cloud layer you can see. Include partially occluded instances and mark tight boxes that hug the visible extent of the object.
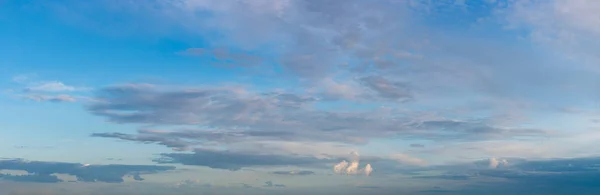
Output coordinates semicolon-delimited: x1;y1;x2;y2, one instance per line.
0;159;175;183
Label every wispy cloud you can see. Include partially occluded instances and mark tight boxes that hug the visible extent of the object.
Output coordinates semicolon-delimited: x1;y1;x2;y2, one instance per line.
24;81;78;92
23;94;77;102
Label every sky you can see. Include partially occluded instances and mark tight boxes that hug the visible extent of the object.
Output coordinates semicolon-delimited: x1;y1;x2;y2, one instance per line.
2;0;600;194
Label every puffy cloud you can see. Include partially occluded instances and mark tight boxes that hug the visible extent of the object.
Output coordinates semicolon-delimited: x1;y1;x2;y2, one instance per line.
488;157;509;169
332;152;373;176
364;164;373;176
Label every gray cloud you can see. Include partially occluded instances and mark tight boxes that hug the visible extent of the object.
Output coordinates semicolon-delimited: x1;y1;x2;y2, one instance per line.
89;84;548;146
271;170;315;176
154;148;332;171
359;75;412;102
409;119;549;140
179;48;263;67
263;181;285;188
91;132;195;151
406;156;600;194
0;173;62;183
410;144;425;148
0;159;175;183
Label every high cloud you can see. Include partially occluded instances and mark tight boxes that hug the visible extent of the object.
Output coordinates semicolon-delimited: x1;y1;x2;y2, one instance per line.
24;81;77;92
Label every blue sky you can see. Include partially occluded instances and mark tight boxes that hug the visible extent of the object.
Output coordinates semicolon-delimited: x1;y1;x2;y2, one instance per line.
3;0;600;194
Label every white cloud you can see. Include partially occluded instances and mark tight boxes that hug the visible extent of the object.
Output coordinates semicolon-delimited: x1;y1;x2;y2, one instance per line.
489;157;509;169
364;164;373;176
389;153;427;166
25;81;77;92
332;151;373;176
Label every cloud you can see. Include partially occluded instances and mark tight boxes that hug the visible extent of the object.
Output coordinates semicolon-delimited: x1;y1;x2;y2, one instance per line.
407;156;600;193
412;174;472;181
179;48;263;67
500;0;600;72
154;148;332;171
411;119;549;141
271;170;315;176
91;131;195;151
410;144;425;148
0;159;175;183
89;84;549;145
389;154;427;166
24;81;77;92
359;75;412;102
23;94;77;103
263;181;286;188
488;157;509;169
332;152;373;176
0;173;61;183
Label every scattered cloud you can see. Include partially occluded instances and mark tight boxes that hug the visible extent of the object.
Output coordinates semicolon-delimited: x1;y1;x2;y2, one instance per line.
0;159;175;183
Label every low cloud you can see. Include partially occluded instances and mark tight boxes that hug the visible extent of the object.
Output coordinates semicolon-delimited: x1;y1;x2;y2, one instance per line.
488;157;509;169
271;170;315;176
333;152;373;176
0;159;175;183
263;181;286;188
0;174;61;183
